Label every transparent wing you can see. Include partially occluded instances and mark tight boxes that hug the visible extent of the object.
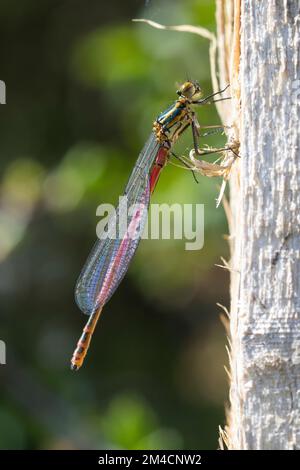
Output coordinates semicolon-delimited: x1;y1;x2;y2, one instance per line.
75;134;160;315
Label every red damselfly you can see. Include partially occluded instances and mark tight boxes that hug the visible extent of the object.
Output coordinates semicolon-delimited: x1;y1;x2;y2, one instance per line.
71;81;230;370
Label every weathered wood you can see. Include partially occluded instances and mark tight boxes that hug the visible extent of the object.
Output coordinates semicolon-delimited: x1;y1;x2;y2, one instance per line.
219;0;300;450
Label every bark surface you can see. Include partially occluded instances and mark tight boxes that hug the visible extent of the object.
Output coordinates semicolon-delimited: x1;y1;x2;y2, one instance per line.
221;0;300;450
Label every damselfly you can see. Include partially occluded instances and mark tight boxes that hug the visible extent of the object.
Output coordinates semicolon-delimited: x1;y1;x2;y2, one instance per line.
71;81;230;370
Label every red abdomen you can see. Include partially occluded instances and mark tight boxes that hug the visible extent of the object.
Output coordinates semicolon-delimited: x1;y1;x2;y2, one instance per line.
149;146;169;193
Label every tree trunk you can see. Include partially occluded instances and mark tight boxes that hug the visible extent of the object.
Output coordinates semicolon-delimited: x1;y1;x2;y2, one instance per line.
217;0;300;450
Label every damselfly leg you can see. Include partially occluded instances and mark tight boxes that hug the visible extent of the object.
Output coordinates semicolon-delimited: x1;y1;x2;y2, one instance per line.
193;84;230;105
170;151;199;184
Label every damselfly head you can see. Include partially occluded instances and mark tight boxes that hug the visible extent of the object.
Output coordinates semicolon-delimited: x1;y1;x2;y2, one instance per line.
177;81;202;100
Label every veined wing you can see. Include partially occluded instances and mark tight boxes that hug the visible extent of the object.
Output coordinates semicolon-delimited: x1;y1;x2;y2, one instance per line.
75;133;160;316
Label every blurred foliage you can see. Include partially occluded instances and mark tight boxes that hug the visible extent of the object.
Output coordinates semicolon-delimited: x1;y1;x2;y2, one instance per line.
0;0;229;450
99;394;182;449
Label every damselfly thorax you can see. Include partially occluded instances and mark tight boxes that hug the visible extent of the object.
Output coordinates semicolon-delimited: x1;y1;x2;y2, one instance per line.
153;81;202;147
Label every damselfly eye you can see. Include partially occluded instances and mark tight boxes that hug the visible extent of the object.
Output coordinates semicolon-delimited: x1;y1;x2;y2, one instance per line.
178;81;202;100
178;81;195;99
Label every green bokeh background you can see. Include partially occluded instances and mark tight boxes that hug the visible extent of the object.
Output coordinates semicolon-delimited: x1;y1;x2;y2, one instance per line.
0;0;230;449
